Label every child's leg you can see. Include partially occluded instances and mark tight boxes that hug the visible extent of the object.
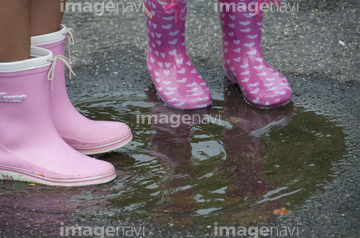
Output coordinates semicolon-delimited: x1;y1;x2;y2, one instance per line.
31;0;65;36
0;0;31;62
0;0;117;186
30;0;133;155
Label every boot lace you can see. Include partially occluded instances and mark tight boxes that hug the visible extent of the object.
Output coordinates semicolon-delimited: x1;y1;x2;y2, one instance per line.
62;27;77;63
48;56;75;90
163;0;182;29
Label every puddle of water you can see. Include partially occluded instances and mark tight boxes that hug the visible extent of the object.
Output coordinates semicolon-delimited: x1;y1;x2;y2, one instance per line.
0;86;346;234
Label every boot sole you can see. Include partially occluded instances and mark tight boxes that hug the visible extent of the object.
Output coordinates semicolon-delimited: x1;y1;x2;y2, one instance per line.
149;75;212;110
0;167;116;187
72;133;133;155
224;69;291;110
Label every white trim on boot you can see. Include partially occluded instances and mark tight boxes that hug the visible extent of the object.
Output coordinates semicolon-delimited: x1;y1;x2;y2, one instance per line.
0;47;53;73
31;25;67;46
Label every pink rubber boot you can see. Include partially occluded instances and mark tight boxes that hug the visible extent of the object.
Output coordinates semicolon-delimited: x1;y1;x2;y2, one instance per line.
0;47;116;186
144;0;212;109
219;0;292;108
31;25;132;155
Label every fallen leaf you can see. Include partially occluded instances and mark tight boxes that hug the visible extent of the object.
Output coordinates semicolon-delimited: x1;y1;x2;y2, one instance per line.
273;207;290;216
29;183;36;186
273;209;282;215
280;208;290;215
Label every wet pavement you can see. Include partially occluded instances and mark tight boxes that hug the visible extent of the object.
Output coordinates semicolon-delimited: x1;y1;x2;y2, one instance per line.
1;0;360;237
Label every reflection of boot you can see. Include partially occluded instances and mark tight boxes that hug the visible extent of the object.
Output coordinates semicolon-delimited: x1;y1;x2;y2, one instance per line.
31;25;132;155
219;134;274;225
144;0;212;109
0;47;116;186
146;89;199;227
219;0;292;108
222;86;294;137
219;135;266;197
217;85;294;225
0;180;117;234
147;88;198;179
146;88;211;135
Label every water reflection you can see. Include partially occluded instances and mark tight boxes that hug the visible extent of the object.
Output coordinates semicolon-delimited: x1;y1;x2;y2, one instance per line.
145;90;210;227
216;87;294;226
0;180;120;235
126;86;295;228
0;87;346;234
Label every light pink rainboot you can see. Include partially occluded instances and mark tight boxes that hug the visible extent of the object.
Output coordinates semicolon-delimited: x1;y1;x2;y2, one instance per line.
144;0;212;109
0;47;116;186
219;0;292;108
31;25;132;155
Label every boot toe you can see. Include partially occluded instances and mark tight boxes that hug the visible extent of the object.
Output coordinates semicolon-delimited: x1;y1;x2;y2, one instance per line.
243;79;293;108
62;120;133;154
158;85;212;109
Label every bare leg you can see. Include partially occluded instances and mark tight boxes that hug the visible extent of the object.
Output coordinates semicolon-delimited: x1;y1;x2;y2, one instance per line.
31;0;65;36
0;0;31;62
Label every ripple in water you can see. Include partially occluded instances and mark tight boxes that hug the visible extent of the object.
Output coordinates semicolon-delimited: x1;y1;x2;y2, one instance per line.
0;86;347;233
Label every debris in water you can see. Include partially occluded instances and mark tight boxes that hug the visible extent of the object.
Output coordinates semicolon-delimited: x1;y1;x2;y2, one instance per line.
273;208;290;216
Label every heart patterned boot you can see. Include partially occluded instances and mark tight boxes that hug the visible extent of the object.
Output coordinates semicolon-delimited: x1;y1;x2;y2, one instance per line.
31;25;132;155
144;0;212;109
219;0;292;108
0;47;116;186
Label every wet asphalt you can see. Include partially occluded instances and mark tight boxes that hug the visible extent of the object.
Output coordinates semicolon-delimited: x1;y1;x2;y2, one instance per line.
1;0;359;237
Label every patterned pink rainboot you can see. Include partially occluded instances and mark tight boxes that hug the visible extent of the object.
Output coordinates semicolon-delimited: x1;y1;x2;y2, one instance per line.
144;0;212;109
0;47;116;186
31;25;132;155
219;0;292;108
